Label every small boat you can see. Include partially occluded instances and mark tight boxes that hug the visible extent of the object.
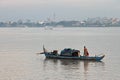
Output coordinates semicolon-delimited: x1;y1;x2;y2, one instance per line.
44;26;53;30
40;46;105;61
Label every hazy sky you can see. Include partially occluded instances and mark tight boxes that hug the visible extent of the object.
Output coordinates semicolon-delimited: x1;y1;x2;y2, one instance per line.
0;0;120;21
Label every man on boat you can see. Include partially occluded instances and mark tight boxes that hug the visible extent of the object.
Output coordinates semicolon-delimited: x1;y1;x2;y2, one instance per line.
84;46;89;56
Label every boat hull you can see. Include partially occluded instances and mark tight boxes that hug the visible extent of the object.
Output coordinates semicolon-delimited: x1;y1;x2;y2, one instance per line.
44;53;105;61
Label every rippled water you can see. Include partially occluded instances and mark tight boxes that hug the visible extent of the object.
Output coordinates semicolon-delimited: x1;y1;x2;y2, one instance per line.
0;27;120;80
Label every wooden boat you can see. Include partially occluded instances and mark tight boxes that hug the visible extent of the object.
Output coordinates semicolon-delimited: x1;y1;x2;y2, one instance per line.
40;46;105;61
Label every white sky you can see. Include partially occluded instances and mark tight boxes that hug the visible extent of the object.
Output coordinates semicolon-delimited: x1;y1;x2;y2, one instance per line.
0;0;120;21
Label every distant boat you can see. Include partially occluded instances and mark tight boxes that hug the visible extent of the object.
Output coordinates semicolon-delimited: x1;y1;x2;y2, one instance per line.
40;46;105;61
44;26;53;30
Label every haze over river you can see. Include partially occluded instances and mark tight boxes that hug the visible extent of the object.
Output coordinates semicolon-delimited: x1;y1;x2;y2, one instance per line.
0;27;120;80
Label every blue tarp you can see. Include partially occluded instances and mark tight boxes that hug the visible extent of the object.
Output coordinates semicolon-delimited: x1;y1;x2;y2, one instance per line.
60;48;80;56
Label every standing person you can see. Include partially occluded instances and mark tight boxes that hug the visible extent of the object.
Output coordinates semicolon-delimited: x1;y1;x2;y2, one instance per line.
84;46;89;56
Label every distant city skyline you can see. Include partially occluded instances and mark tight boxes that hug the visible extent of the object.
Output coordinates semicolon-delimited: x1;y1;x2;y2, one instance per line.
1;17;120;27
0;0;120;21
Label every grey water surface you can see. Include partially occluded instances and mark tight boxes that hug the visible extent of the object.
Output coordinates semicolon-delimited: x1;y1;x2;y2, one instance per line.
0;27;120;80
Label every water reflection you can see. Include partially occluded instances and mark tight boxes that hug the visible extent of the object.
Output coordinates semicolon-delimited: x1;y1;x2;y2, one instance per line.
84;61;89;72
83;61;105;71
43;58;105;80
84;61;105;80
43;58;59;65
43;58;81;66
43;58;105;71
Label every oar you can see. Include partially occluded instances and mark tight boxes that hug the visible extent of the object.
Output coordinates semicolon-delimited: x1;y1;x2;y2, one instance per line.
36;52;44;55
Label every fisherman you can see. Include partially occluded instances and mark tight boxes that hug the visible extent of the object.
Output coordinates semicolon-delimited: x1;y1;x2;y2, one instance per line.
84;46;89;56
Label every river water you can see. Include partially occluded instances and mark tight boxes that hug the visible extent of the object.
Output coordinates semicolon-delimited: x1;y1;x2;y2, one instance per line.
0;27;120;80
